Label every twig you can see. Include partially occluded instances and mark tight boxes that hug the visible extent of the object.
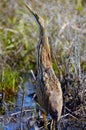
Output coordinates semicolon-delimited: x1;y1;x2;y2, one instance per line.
30;69;36;81
39;122;50;130
20;85;25;130
0;108;35;120
0;26;19;34
61;113;78;120
58;22;86;36
11;109;34;116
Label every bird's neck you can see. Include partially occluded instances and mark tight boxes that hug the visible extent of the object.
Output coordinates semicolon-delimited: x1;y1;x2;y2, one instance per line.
37;27;52;73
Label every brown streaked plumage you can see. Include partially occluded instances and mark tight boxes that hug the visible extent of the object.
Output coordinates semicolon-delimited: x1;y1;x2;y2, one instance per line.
25;3;63;128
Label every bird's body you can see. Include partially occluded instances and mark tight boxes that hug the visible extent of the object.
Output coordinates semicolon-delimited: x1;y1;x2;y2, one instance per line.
35;13;63;121
25;2;63;126
37;67;63;121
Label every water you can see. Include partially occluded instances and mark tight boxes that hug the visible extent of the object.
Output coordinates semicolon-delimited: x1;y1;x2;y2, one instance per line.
0;82;37;130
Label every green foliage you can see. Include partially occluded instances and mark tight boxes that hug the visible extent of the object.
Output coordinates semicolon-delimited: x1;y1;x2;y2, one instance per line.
53;62;59;75
77;0;83;11
0;1;37;96
0;67;19;93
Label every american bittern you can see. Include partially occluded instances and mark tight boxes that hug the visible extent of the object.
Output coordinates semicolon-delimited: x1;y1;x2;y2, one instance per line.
25;3;63;129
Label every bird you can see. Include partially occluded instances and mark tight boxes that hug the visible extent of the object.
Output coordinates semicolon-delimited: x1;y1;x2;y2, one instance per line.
25;3;63;129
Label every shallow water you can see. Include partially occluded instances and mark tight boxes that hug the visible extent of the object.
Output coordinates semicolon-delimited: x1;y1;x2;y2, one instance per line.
0;82;37;130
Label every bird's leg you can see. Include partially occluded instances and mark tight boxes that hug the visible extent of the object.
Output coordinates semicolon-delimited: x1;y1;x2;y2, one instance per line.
55;121;58;130
51;120;58;130
42;113;48;130
51;120;55;130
